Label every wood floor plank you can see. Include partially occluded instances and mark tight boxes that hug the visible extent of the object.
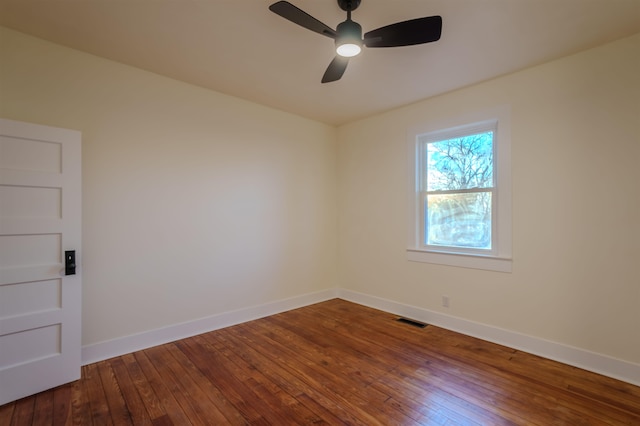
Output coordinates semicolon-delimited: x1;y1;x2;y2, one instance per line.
69;368;93;426
163;341;243;424
288;305;520;425
144;344;217;425
263;318;440;425
424;342;635;425
223;323;367;425
31;390;54;426
210;329;329;424
0;401;15;426
109;357;154;425
51;384;72;425
10;395;35;426
150;414;174;426
97;360;134;425
243;317;418;425
3;299;639;425
120;353;166;422
374;368;515;425
166;348;233;424
404;339;634;425
132;350;192;426
176;335;268;424
83;363;113;426
305;300;639;424
509;349;640;415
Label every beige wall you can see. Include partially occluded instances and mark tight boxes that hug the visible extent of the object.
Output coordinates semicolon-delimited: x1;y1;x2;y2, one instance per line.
337;33;640;364
0;27;338;346
2;25;639;366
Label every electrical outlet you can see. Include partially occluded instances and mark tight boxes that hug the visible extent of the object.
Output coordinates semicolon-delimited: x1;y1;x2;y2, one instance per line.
442;295;450;308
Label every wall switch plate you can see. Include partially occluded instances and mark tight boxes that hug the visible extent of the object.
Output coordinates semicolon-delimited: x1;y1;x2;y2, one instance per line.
442;295;450;308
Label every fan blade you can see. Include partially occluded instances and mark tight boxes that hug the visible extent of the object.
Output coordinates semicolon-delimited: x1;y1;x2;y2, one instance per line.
269;1;337;39
321;56;349;83
364;16;442;48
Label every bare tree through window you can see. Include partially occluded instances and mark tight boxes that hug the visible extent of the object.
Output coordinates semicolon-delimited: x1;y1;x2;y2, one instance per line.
425;131;494;249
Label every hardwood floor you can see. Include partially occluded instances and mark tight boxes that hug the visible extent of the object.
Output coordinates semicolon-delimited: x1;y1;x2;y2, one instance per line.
2;299;639;425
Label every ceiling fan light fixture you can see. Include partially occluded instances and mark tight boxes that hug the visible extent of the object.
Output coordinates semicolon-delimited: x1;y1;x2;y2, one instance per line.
336;40;361;57
335;19;362;57
269;0;443;82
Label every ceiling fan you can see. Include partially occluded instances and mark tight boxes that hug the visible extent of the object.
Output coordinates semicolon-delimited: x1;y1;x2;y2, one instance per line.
269;0;442;83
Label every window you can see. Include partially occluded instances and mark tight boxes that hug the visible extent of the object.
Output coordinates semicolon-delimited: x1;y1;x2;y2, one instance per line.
408;107;512;272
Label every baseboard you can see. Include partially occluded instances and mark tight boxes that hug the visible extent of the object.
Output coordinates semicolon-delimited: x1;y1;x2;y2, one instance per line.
337;289;640;387
81;288;339;365
82;287;640;387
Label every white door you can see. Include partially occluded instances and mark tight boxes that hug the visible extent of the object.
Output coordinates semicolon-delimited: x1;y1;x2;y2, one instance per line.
0;118;82;405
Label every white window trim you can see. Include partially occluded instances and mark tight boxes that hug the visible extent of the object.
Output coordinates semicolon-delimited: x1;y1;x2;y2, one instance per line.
407;106;512;272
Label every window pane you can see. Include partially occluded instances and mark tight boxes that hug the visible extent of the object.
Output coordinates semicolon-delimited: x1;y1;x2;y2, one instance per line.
426;192;492;249
426;132;493;191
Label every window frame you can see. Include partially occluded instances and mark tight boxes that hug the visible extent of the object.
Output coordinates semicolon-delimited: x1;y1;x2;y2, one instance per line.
407;106;512;272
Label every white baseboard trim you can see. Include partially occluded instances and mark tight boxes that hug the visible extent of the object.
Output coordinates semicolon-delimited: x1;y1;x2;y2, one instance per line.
81;288;339;365
82;287;640;387
337;289;640;387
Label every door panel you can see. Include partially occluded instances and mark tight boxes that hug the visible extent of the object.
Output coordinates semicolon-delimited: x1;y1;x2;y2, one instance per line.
0;134;62;173
0;279;62;317
0;118;81;405
0;185;62;219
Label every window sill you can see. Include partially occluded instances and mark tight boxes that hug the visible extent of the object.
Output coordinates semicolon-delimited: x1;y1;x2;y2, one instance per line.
407;248;512;273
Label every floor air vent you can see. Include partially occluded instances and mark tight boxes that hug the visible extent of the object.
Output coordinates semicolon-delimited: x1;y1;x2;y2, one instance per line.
396;317;427;328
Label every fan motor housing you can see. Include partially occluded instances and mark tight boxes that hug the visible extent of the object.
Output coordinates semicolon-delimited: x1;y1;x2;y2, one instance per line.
336;19;362;39
338;0;361;12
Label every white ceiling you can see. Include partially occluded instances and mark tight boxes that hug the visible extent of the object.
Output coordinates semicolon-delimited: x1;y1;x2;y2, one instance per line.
1;0;639;126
